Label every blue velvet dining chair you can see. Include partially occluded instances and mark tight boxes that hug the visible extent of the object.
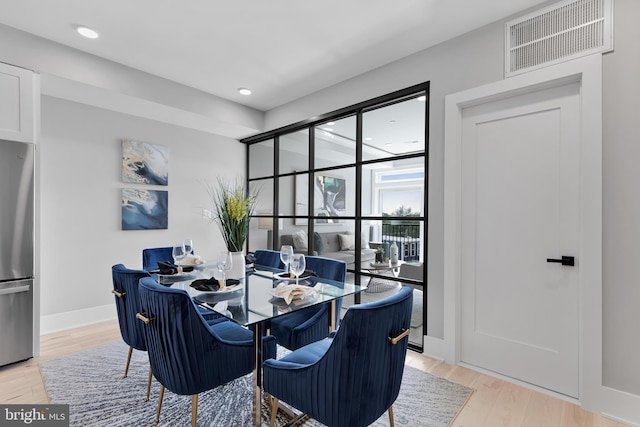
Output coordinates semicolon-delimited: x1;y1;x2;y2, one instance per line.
137;276;277;427
270;256;347;350
141;247;223;323
263;286;414;427
142;246;174;272
253;249;284;269
111;264;154;401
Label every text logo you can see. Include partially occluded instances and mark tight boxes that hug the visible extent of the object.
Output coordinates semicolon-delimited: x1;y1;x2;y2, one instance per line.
0;405;69;426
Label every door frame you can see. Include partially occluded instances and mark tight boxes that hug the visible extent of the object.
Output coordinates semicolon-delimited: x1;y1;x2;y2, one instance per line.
443;55;602;410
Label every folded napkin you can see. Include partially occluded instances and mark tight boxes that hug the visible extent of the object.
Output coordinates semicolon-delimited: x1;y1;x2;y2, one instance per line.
157;261;194;274
278;269;316;280
178;254;204;266
273;283;316;304
157;261;177;275
190;277;240;292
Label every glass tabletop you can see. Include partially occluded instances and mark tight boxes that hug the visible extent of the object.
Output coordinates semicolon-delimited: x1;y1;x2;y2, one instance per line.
155;264;364;327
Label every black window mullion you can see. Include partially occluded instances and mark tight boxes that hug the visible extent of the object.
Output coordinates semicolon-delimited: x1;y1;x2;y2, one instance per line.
272;136;280;250
308;127;315;255
354;110;363;291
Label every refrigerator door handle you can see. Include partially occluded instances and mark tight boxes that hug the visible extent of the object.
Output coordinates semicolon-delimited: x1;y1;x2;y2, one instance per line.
0;284;30;296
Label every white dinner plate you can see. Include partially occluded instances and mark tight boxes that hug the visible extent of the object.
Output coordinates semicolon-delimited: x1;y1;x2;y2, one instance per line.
268;293;319;311
268;284;316;300
274;272;314;283
157;273;196;284
196;283;243;294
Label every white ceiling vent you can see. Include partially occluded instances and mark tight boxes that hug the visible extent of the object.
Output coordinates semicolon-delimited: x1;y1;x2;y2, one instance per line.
506;0;613;77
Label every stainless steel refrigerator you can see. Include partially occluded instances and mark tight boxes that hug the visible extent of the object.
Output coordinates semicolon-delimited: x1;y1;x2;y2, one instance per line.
0;139;34;366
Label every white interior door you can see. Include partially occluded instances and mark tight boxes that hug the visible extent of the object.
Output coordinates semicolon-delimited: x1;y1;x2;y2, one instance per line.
459;80;581;398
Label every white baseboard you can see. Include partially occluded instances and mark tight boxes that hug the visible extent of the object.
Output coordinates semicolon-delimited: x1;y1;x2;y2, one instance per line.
597;386;640;426
421;335;446;361
40;304;117;335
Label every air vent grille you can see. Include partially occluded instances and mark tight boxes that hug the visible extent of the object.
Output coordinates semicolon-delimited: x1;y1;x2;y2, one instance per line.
506;0;613;76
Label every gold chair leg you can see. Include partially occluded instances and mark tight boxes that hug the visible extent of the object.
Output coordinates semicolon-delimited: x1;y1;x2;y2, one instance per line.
146;367;153;402
269;397;279;427
155;385;165;424
388;405;395;427
124;346;133;378
192;395;198;427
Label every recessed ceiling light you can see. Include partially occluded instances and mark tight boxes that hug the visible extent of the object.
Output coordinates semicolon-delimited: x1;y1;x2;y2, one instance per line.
238;88;252;95
364;137;373;141
76;26;99;39
417;95;427;102
327;122;336;126
323;128;333;132
385;143;393;147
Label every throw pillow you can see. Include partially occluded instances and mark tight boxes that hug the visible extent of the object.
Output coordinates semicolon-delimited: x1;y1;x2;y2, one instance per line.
338;233;355;251
313;232;325;255
292;230;308;250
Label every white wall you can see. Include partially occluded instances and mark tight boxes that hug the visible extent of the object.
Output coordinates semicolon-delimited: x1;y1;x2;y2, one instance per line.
39;96;244;330
601;0;640;397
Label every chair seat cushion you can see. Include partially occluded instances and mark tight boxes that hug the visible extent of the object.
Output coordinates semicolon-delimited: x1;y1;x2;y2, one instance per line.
211;321;253;344
277;337;333;366
205;316;228;327
197;305;225;320
210;317;277;361
270;305;324;350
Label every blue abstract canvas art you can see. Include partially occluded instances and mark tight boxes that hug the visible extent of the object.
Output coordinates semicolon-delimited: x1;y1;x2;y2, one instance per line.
122;140;169;185
121;188;168;230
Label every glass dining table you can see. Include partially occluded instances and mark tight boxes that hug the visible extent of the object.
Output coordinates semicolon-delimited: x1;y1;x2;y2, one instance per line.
154;263;365;427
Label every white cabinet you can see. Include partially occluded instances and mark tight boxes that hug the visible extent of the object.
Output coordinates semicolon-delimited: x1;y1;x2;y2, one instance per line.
0;62;35;142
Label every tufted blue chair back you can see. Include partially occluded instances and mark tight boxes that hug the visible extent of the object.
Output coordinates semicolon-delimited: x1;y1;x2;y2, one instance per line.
142;246;174;271
253;249;284;269
304;255;346;282
264;286;413;427
270;256;347;350
305;255;346;323
138;277;275;396
111;264;150;351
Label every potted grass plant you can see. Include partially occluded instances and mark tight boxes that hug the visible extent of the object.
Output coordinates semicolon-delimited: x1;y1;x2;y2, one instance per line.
205;178;258;278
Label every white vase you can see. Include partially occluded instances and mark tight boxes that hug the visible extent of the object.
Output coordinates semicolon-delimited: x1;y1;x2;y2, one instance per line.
228;251;245;280
390;242;399;265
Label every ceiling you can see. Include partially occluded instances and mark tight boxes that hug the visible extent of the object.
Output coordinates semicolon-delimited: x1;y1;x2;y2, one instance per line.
0;0;551;112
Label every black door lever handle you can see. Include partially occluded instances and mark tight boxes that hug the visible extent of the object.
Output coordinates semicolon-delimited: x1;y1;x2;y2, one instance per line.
546;256;575;266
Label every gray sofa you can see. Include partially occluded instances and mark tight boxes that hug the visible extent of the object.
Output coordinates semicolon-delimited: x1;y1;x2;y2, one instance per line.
281;231;376;270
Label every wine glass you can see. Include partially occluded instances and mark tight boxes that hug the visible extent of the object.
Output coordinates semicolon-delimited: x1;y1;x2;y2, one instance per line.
217;251;233;284
290;253;306;286
183;239;194;256
280;245;294;276
172;242;187;267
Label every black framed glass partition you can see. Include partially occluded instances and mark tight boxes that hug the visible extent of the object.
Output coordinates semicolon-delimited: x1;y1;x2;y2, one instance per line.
243;82;429;350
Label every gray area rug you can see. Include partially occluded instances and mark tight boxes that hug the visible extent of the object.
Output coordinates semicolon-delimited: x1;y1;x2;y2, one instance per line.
40;341;472;427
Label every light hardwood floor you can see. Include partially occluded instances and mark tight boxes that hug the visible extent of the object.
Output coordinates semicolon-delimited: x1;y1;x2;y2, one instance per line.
0;320;628;427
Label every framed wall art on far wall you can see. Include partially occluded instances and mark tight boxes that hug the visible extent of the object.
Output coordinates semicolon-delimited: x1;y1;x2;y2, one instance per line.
295;173;345;225
121;188;168;230
122;139;169;185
